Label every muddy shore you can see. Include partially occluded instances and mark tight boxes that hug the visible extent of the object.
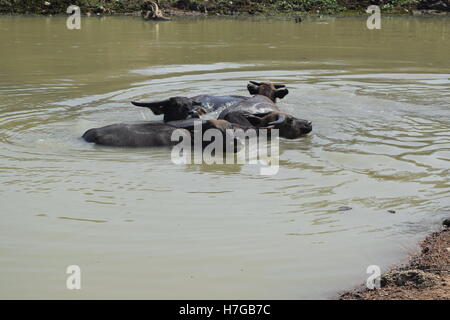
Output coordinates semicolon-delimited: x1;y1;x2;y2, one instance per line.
0;0;448;17
340;219;450;300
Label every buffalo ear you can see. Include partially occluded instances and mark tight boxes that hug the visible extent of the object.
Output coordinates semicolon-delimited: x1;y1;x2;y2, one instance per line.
243;114;263;126
268;113;287;126
244;112;273;126
247;83;259;95
131;99;170;115
223;112;254;127
253;112;272;118
275;88;289;100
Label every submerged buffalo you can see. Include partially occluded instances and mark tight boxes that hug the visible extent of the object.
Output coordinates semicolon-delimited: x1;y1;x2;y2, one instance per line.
131;95;246;122
82;81;311;149
219;82;312;139
130;81;286;122
82;118;267;150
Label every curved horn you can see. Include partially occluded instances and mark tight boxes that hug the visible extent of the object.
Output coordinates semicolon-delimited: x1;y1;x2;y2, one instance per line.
131;99;170;115
247;83;259;95
249;81;262;86
268;113;287;126
274;84;286;89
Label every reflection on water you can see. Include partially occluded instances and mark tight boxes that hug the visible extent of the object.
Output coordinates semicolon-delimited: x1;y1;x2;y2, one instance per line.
0;15;449;299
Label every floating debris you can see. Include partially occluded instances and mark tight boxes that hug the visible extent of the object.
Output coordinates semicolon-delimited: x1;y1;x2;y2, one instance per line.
58;216;107;223
141;1;171;21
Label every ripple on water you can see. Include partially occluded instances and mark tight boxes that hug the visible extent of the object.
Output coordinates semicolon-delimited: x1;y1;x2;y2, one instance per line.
0;68;449;234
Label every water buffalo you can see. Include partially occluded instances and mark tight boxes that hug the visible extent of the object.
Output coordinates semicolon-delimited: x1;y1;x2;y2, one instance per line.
82;119;262;150
83;121;188;147
131;95;246;122
130;81;288;122
191;81;288;112
218;82;312;139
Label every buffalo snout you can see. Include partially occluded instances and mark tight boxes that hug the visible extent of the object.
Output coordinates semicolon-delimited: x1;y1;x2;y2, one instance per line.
295;119;313;135
264;112;312;139
278;118;312;139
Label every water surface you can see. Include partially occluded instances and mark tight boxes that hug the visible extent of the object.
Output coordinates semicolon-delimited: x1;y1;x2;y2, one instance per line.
0;15;449;299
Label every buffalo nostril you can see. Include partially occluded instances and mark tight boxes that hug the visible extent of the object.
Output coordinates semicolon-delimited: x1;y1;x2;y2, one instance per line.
300;121;313;134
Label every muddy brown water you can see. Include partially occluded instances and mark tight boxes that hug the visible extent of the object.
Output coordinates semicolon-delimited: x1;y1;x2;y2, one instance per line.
0;15;449;299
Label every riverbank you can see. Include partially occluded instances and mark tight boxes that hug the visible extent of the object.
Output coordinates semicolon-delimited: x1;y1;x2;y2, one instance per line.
340;219;450;300
0;0;449;16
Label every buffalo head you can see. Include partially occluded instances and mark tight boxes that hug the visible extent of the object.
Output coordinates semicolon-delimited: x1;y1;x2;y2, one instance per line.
131;96;206;122
247;81;289;102
226;111;312;139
